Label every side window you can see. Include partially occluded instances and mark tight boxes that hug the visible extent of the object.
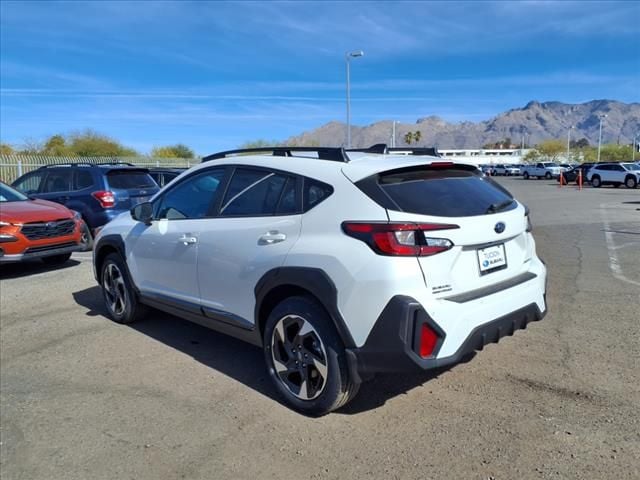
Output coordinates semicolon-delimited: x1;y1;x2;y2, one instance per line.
75;170;95;190
13;171;45;195
42;170;73;193
220;168;289;217
536;163;543;168
613;165;625;172
156;169;225;220
276;177;298;215
303;178;333;212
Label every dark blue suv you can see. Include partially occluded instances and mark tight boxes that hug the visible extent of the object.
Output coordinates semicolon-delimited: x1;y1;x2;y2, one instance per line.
12;163;159;243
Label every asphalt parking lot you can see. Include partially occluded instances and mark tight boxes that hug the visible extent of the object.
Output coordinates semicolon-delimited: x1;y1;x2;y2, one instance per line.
1;178;639;480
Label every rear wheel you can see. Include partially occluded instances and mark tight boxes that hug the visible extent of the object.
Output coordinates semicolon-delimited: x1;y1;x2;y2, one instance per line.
263;296;359;416
545;172;552;179
42;253;72;265
625;176;637;189
591;175;602;188
100;253;147;324
523;172;530;180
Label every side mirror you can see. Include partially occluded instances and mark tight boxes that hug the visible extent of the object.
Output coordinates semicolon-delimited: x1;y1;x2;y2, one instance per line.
131;202;153;225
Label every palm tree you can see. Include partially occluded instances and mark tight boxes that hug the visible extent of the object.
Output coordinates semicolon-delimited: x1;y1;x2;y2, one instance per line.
404;132;413;145
413;131;422;145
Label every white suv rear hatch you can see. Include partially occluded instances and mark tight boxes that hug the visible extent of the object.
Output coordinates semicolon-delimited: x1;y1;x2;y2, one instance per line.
346;161;534;299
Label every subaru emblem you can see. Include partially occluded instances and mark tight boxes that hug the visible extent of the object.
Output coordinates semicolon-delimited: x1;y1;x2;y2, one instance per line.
494;222;506;234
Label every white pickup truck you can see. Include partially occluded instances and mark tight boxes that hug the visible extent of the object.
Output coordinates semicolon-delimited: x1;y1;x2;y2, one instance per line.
521;162;563;180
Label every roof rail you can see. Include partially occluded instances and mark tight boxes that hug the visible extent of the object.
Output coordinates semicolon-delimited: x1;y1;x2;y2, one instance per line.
37;161;137;168
38;162;94;168
202;146;349;163
93;161;136;166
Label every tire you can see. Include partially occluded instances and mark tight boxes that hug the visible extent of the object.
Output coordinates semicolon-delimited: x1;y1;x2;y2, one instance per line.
591;175;602;188
41;253;72;265
80;221;93;251
263;296;360;416
100;252;147;324
523;172;530;180
625;176;638;189
545;172;552;179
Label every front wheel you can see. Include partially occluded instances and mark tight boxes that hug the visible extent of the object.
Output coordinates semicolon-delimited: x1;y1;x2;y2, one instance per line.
263;296;359;416
625;176;638;189
80;221;93;251
100;253;147;324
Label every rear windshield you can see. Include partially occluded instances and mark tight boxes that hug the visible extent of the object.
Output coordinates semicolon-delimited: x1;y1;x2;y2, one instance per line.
106;170;156;189
377;167;516;217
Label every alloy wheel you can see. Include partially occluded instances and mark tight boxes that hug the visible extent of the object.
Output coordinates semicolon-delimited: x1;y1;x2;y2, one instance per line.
271;314;328;401
103;263;127;316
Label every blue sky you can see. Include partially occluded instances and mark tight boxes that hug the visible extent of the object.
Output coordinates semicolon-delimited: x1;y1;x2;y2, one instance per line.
1;0;639;154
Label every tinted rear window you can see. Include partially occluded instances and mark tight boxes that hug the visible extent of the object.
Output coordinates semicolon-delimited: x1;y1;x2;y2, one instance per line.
377;167;516;217
106;170;156;189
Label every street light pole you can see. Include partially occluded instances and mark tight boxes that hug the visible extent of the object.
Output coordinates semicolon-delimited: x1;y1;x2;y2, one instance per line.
345;50;364;148
633;133;638;162
597;114;607;163
567;125;573;162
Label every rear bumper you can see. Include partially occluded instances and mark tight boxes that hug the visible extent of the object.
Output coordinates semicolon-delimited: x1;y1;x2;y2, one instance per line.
348;295;546;376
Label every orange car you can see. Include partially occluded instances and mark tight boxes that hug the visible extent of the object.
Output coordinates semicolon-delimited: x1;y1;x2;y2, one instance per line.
0;181;84;265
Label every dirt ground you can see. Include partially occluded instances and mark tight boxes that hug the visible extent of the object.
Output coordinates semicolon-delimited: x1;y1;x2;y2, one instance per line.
1;178;639;479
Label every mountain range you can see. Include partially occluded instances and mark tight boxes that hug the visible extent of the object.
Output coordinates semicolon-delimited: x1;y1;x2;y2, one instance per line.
286;100;640;149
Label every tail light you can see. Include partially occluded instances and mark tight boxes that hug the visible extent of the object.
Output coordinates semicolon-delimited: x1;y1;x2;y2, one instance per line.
92;190;115;208
342;222;458;256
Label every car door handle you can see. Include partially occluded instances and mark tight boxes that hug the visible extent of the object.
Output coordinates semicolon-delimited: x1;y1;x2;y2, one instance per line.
178;235;197;245
258;231;286;245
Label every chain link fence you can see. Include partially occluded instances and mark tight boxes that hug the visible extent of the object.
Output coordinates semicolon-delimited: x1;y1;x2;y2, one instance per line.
0;155;197;183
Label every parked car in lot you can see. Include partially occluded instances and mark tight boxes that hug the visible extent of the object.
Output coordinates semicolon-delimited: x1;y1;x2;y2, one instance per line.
0;182;84;264
586;162;640;188
521;162;563;179
93;145;548;415
556;163;596;184
148;168;186;187
479;164;493;175
491;164;520;176
12;163;159;246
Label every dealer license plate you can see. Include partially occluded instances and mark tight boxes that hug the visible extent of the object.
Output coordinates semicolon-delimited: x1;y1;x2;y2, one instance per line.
477;244;507;274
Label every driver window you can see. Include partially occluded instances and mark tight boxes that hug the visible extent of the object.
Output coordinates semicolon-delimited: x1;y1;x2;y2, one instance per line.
156;169;225;220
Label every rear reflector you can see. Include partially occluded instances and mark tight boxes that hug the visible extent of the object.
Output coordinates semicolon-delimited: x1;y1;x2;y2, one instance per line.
419;323;439;358
92;190;115;208
342;222;457;257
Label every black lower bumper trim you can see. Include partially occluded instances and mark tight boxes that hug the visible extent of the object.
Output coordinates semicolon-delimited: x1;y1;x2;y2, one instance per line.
349;296;545;375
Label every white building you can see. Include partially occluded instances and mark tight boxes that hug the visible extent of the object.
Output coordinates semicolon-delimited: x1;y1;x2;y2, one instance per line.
438;148;532;165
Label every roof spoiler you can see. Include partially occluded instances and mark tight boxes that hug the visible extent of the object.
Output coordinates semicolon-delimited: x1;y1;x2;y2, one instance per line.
202;147;349;163
347;144;440;157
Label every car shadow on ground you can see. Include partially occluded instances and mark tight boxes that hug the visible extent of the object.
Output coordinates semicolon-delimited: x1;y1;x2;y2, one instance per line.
72;285;463;415
0;259;81;280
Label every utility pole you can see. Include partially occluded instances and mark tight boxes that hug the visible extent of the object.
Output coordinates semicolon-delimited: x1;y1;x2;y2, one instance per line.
345;50;364;148
597;114;607;163
567;125;573;162
391;121;396;148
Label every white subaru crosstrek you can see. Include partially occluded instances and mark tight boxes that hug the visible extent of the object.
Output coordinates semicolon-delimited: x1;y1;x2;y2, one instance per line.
93;146;547;415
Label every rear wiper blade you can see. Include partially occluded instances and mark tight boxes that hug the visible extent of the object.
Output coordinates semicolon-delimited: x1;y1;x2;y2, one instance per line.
486;199;514;214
